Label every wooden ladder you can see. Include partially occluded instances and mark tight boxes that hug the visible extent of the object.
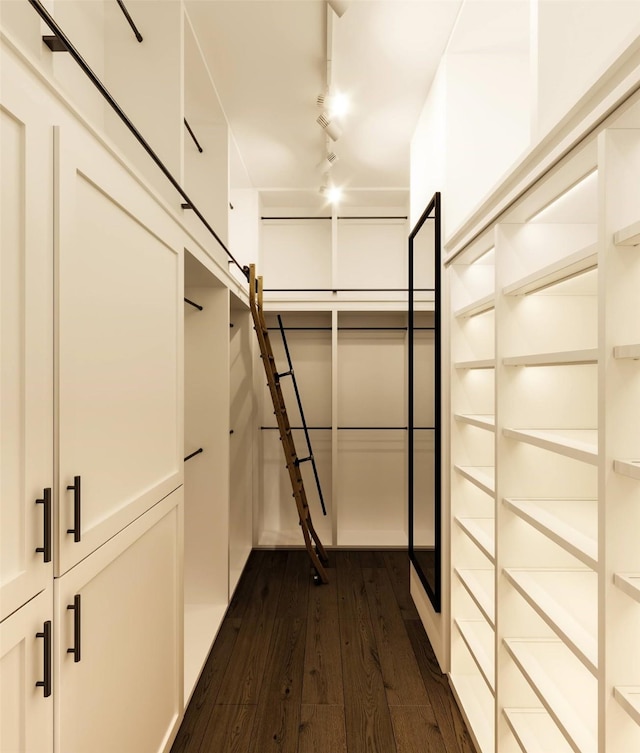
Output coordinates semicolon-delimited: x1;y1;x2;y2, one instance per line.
249;264;329;584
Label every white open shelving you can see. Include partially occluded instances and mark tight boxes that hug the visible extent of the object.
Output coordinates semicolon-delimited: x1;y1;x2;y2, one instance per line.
455;568;495;627
502;428;598;465
504;639;597;753
502;349;597;367
614;687;640;727
455;413;496;431
613;344;640;360
504;708;575;753
503;498;597;570
449;673;496;753
613;573;640;604
455;517;495;562
454;293;495;319
613;459;640;481
455;358;496;369
502;243;597;297
613;219;640;247
504;568;598;674
454;465;496;497
455;618;496;694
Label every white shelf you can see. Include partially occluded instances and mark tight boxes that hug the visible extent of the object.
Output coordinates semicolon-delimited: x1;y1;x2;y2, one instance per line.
456;517;495;563
503;498;597;570
449;673;495;753
614;344;640;360
502;428;598;465
455;568;495;627
504;569;598;675
614;573;640;604
454;465;495;497
454;293;495;319
184;603;227;704
614;459;640;481
455;358;495;369
504;708;575;753
455;619;495;694
504;639;597;753
502;349;597;367
502;244;598;297
614;687;640;727
455;413;496;432
614;220;640;247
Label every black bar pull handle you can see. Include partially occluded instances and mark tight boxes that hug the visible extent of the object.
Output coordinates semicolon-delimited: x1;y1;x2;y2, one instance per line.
67;594;81;662
35;620;52;697
35;487;52;562
66;476;81;542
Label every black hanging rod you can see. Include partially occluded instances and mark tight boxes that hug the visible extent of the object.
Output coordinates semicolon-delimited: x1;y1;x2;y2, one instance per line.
263;288;435;293
272;326;435;331
184;297;203;311
116;0;143;43
28;0;248;282
261;216;408;221
184;448;203;462
183;118;204;153
260;426;435;431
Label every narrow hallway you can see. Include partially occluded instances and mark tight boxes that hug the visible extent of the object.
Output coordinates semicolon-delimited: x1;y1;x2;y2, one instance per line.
171;549;474;753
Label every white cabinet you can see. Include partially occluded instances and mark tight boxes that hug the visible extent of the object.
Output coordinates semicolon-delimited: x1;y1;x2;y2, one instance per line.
1;589;54;753
0;48;54;622
54;489;183;753
55;123;182;576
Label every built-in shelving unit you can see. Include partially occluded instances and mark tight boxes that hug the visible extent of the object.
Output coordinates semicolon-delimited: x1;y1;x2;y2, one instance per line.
444;91;640;752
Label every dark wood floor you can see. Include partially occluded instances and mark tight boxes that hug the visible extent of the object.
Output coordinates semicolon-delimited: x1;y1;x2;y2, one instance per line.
171;549;475;753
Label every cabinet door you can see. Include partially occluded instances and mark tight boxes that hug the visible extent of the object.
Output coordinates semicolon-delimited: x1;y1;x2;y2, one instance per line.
0;589;54;753
55;488;183;753
55;124;183;575
0;50;54;620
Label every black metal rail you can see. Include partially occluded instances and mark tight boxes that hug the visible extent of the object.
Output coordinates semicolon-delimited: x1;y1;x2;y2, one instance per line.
276;315;327;517
261;216;408;221
263;288;435;293
184;448;203;462
28;0;248;281
116;0;143;43
260;426;435;431
183;118;204;153
183;297;203;311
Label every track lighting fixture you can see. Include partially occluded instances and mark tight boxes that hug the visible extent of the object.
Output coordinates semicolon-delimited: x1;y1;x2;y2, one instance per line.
316;112;342;141
328;0;349;17
318;150;339;171
319;174;342;204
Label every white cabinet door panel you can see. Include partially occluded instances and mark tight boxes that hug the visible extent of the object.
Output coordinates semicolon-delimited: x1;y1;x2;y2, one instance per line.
55;488;183;753
0;54;54;621
55;125;183;575
0;589;54;753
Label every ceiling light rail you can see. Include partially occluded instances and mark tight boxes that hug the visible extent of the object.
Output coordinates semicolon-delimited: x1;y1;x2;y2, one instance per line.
29;0;248;281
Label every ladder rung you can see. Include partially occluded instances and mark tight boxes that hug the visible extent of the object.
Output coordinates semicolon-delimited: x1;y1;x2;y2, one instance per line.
296;456;313;464
277;370;293;379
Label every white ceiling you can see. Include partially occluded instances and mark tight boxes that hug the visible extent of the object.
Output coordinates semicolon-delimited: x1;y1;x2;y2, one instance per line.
185;0;463;204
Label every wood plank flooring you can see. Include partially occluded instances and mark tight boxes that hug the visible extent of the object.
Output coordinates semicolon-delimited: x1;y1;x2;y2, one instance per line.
171;549;475;753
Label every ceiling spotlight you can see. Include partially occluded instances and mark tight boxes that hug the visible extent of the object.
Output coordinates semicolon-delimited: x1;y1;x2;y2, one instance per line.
316;90;349;119
317;112;342;141
319;175;342;204
318;151;339;171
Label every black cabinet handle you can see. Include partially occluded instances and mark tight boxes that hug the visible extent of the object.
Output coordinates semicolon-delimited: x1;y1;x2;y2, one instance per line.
67;594;81;662
35;487;52;562
66;475;81;542
35;620;52;697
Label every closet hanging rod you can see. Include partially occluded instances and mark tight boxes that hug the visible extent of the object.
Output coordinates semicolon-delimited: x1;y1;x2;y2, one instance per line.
263;287;435;293
183;118;204;153
270;326;436;331
260;426;435;431
183;297;203;311
184;448;203;462
28;0;248;281
116;0;143;43
261;215;408;221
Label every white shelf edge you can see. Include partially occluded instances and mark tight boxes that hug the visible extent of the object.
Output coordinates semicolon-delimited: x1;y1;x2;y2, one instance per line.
502;498;598;570
614;220;640;247
449;673;495;753
504;639;597;753
184;603;227;705
502;348;597;367
614;687;640;727
454;293;495;319
502;244;597;296
455;517;495;563
455;413;496;432
614;573;640;604
454;358;496;370
503;428;598;465
504;568;598;676
504;708;575;753
614;344;640;360
614;459;640;481
455;619;495;695
454;465;496;497
455;568;495;628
